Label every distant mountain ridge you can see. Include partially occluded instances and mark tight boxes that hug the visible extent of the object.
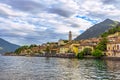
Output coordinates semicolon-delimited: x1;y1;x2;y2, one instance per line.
74;19;120;40
0;38;20;54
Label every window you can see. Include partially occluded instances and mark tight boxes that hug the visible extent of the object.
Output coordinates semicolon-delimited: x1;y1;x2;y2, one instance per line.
117;45;119;50
108;47;110;50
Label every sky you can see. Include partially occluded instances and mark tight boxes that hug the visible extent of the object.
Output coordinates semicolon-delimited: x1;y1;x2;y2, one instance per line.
0;0;120;45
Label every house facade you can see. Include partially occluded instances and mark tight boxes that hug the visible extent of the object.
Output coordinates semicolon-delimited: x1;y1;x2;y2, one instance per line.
106;41;120;57
78;38;99;53
59;44;70;54
70;43;80;55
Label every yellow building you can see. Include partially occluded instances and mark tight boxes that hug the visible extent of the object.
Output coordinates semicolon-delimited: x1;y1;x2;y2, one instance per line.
106;40;120;57
70;43;80;55
79;41;97;54
50;48;58;54
58;43;80;55
59;44;70;54
79;43;94;51
58;39;68;46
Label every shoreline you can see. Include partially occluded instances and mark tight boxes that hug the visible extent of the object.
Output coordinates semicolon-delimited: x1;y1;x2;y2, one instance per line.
102;56;120;60
3;54;120;60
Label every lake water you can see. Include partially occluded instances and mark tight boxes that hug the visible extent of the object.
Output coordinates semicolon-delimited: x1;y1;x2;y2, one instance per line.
0;56;120;80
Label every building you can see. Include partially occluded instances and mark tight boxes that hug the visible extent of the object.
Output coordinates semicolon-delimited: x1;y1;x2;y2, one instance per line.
78;39;99;55
50;47;58;54
59;44;70;54
79;42;94;52
106;34;120;57
106;40;120;57
58;39;68;46
69;31;72;42
70;43;80;55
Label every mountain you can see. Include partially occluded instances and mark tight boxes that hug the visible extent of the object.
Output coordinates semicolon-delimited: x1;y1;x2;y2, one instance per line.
75;19;120;40
0;38;20;54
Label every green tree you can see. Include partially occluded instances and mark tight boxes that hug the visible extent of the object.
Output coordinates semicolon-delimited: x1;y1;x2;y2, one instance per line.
92;49;103;58
77;51;84;59
76;48;92;59
15;45;29;54
101;32;109;37
29;44;37;49
83;48;92;55
45;46;50;54
26;49;31;55
101;25;120;37
96;37;108;51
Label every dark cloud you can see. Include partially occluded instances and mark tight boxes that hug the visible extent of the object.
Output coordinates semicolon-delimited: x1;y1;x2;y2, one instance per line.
0;29;24;38
47;7;74;17
101;0;118;4
71;23;80;28
1;0;45;13
101;0;120;10
0;10;9;18
86;12;108;20
1;0;75;17
0;28;66;45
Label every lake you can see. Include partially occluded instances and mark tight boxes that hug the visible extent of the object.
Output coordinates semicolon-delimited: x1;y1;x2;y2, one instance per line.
0;56;120;80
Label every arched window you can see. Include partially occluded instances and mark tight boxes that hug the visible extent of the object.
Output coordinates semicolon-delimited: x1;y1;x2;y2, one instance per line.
117;45;119;50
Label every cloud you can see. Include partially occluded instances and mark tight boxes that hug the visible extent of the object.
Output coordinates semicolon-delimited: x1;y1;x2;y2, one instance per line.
47;7;74;17
79;0;120;20
46;0;79;17
101;0;117;4
1;0;45;13
0;3;28;18
0;0;120;45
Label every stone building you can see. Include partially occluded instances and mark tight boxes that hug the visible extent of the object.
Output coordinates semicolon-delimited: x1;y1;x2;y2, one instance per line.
69;31;72;42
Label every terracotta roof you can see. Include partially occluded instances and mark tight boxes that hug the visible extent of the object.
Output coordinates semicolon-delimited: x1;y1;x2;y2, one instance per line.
108;41;120;44
107;38;120;44
80;42;96;46
59;43;71;48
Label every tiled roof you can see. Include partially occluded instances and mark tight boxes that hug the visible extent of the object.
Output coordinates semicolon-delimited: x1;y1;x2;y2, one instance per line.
107;37;120;44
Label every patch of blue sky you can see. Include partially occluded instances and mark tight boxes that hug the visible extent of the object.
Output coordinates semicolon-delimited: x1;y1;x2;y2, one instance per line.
76;15;99;24
79;30;84;34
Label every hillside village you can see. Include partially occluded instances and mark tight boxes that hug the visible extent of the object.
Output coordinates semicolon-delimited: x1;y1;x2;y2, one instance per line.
2;19;120;58
11;29;120;58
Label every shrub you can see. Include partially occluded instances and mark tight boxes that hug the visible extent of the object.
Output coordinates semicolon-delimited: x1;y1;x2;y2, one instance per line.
77;48;92;59
77;51;84;59
83;48;92;55
92;49;103;58
96;37;108;51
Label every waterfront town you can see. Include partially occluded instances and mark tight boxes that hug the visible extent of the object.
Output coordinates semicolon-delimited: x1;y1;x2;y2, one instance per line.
9;30;120;58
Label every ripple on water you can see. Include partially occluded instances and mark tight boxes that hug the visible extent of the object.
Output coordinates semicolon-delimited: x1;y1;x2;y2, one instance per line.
0;56;120;80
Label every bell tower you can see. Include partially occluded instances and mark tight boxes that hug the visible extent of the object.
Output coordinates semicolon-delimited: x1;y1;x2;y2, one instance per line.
69;31;72;42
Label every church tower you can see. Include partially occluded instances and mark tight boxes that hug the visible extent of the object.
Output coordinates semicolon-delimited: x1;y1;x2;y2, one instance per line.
69;31;72;42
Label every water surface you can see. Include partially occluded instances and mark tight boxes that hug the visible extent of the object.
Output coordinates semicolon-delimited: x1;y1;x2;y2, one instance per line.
0;56;120;80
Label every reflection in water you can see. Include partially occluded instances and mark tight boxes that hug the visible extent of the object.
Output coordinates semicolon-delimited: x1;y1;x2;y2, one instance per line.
0;56;120;80
105;60;120;80
106;60;120;71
